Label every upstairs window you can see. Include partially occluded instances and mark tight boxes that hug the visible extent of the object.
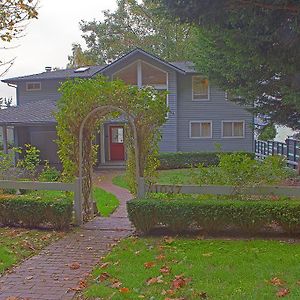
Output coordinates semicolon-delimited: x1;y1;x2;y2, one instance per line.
222;121;245;138
26;82;41;91
113;62;138;85
192;76;209;100
190;121;212;138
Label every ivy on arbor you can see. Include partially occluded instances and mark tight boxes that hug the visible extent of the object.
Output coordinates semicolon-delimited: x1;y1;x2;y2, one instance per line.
55;76;168;218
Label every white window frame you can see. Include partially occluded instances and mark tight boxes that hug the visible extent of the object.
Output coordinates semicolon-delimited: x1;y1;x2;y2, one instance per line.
26;82;41;91
189;120;213;139
192;76;210;101
221;120;245;138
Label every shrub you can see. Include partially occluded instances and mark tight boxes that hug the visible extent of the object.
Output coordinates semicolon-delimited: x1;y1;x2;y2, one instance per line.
38;161;61;182
158;151;254;170
0;195;72;230
127;198;300;234
17;144;40;178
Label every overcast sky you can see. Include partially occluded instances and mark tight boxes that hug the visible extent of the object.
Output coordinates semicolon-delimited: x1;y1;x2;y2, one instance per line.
0;0;117;101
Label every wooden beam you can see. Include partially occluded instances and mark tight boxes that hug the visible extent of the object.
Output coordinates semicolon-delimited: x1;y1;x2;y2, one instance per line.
2;125;8;154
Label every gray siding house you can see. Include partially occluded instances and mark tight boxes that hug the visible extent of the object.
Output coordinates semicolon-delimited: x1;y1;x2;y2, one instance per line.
0;48;254;166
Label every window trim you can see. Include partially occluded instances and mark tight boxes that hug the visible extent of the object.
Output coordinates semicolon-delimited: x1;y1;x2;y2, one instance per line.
26;82;41;91
189;120;213;139
192;76;210;101
221;120;245;138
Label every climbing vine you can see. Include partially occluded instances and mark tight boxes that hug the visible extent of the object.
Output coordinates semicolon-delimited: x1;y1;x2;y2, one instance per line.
56;76;168;219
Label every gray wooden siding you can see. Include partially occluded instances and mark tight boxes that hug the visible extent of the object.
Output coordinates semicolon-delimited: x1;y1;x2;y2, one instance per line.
103;55;178;152
17;79;61;105
177;74;254;152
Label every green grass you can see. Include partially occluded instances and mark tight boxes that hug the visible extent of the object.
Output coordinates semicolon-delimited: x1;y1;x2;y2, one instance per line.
112;169;194;189
84;237;300;299
0;227;64;274
93;187;120;217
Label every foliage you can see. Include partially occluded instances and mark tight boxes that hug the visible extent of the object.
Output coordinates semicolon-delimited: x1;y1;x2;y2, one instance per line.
156;0;300;129
0;148;19;179
93;187;120;217
56;76;168;218
258;124;277;141
127;197;300;234
158;151;254;170
190;153;291;191
17;144;40;177
67;43;97;68
84;237;300;299
0;193;72;230
0;227;64;274
67;0;193;65
38;161;60;182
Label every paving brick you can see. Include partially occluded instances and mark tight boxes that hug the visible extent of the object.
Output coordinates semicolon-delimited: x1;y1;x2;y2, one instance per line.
0;171;132;300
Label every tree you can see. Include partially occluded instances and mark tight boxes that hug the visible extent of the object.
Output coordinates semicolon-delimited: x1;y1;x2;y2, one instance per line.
1;0;38;75
67;43;97;68
258;124;277;141
156;0;300;129
67;0;192;65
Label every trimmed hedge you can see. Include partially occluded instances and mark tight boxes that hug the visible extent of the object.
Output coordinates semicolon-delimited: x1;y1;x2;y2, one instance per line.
127;198;300;234
158;152;255;169
0;196;73;230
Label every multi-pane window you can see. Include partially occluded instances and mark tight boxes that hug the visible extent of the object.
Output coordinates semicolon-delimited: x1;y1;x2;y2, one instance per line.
190;121;212;138
26;82;41;91
222;121;245;138
192;76;209;100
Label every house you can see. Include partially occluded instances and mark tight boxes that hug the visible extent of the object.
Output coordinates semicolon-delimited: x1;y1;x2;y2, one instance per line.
0;48;254;167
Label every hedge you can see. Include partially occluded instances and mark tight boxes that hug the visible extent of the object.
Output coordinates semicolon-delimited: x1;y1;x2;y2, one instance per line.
0;196;73;230
127;198;300;234
158;152;255;170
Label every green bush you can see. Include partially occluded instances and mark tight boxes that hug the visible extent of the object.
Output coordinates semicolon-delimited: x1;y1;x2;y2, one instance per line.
127;198;300;234
38;161;61;182
158;151;254;170
0;195;72;230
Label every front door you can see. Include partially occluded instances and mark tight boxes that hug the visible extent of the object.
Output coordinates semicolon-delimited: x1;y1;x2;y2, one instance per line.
109;125;125;161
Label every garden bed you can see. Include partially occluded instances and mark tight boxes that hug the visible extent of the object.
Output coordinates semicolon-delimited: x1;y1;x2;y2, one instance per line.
82;237;300;299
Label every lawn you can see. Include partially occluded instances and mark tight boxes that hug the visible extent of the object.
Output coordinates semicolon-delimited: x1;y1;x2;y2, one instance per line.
112;169;193;189
84;237;300;299
0;227;64;275
93;187;120;217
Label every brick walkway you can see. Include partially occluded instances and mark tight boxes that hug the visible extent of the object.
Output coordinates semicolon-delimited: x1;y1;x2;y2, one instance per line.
0;171;132;300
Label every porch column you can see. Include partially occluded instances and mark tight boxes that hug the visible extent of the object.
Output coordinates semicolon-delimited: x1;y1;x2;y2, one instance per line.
2;125;8;154
100;124;105;164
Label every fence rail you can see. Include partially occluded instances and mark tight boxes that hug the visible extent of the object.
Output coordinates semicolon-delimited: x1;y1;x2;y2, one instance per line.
146;183;300;197
255;138;300;168
0;178;82;225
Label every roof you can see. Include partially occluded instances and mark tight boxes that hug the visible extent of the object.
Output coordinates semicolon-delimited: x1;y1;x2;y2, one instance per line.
0;100;57;125
2;48;196;84
2;65;106;83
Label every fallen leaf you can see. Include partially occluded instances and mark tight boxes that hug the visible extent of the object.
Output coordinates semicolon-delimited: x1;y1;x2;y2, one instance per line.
202;252;213;257
111;279;122;288
199;291;208;299
144;261;155;268
146;275;164;285
164;237;175;244
270;277;285;286
69;262;80;270
119;287;130;293
171;275;191;290
98;272;110;282
160;266;171;275
156;254;166;261
25;276;33;280
276;288;289;297
100;262;109;269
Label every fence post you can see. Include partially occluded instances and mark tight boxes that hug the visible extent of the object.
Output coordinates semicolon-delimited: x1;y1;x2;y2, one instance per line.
74;177;83;226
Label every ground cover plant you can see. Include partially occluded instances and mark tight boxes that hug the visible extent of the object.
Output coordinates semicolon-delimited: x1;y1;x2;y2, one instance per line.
83;237;300;299
0;227;64;275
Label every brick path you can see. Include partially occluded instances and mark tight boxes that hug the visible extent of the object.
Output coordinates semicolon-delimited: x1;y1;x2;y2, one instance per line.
0;171;132;300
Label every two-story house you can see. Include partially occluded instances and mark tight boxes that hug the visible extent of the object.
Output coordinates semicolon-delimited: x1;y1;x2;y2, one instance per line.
0;48;254;167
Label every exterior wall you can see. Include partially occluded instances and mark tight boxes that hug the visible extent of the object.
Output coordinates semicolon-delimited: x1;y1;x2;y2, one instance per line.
103;54;178;152
28;126;60;165
17;79;62;105
176;74;254;152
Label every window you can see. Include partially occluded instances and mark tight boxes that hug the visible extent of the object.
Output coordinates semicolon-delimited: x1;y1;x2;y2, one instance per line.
192;76;209;100
26;82;41;91
190;121;212;138
222;121;245;138
111;127;124;143
113;62;138;85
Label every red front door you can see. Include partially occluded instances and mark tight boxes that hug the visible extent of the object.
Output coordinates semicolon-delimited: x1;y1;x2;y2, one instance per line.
109;126;125;161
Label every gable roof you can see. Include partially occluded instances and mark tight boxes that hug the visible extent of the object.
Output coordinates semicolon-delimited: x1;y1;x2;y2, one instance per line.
96;48;187;75
0;100;57;125
2;48;196;84
2;65;106;83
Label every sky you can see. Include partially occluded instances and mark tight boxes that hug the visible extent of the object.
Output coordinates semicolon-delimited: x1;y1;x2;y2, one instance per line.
0;0;117;101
